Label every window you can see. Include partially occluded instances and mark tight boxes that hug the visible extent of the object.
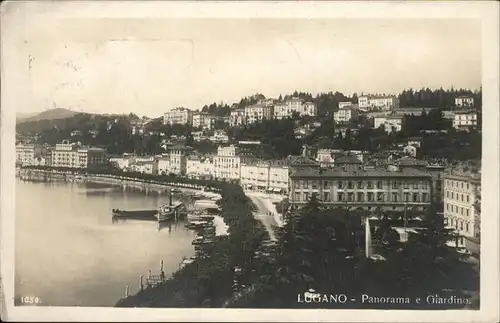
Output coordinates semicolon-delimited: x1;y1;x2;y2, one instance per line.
377;181;382;189
423;193;429;202
466;222;469;232
392;193;398;202
461;182;464;189
367;181;373;189
304;181;309;189
338;181;344;189
413;181;419;189
467;195;470;203
467;183;470;190
461;194;464;202
392;181;399;189
461;208;464;215
294;181;300;188
338;192;344;201
294;192;301;201
403;181;409;189
446;191;449;198
303;192;309;201
404;193;410;202
323;192;330;202
413;193;420;202
451;192;454;199
466;209;469;216
348;193;354;202
357;192;364;202
357;181;363;189
323;181;329;189
312;181;318;189
446;203;449;211
377;193;384;202
368;192;374;202
444;217;448;225
460;221;463;230
347;181;353;189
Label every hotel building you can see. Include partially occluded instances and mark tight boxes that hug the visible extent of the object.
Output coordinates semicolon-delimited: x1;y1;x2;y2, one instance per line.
289;166;432;211
213;145;241;182
168;144;192;176
273;98;317;120
358;95;400;111
186;155;215;179
16;143;40;166
333;107;359;124
51;142;107;169
192;112;214;130
443;167;481;249
454;96;474;108
374;115;403;133
244;104;274;124
230;108;246;127
163;107;193;125
453;111;478;131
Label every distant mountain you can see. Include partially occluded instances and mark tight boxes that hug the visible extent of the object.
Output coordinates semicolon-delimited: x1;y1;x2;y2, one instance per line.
16;108;81;124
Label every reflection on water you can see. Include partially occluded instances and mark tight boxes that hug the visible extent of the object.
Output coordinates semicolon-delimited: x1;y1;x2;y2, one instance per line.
15;180;196;307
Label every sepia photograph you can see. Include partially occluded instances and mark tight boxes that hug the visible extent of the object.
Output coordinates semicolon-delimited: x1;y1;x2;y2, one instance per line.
1;1;499;322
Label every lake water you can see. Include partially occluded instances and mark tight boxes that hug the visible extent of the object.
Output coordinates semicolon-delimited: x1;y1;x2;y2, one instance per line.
15;179;197;307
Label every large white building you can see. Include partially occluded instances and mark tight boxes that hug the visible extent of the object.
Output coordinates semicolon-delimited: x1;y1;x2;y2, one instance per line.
443;166;481;249
358;95;399;111
338;101;358;110
192;112;214;130
244;104;274;124
273;98;317;120
454;96;474;108
163;107;193;125
230;108;246;127
240;160;290;193
333;107;359;124
168;144;192;175
213;145;241;182
453;111;478;131
374;115;403;133
51;142;107;169
16;144;39;166
186;155;214;179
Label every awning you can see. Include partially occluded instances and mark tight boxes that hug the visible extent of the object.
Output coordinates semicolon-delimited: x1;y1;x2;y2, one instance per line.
272;188;281;193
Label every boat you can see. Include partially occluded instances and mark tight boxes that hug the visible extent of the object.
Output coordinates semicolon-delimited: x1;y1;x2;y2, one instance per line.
112;209;158;220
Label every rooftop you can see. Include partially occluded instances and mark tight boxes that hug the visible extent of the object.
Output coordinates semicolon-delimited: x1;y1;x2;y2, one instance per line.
335;155;363;165
290;167;432;179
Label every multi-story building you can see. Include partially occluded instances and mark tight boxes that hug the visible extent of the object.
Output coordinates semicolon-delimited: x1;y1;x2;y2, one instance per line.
333;107;359;124
130;160;158;175
374;115;403;133
16;144;39;166
289;166;432;211
269;162;290;193
244;104;274;124
230;108;246;127
209;130;229;143
443;166;481;249
192;112;214;130
168;144;192;175
240;160;271;191
213;145;241;182
163;107;193;125
51;142;80;168
186;155;214;179
358;95;400;111
454;96;474;108
453;111;478;131
77;148;108;169
316;149;344;168
273;98;317;120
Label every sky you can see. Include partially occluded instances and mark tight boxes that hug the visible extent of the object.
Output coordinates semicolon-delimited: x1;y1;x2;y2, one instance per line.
12;18;481;117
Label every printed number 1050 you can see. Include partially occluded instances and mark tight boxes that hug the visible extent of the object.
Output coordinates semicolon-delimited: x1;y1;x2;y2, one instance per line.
20;296;41;305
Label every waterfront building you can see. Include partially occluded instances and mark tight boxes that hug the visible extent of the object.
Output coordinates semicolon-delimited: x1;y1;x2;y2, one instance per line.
358;95;400;111
229;108;246;127
157;157;171;175
163;107;193;125
129;160;159;175
213;145;241;182
454;96;475;108
244;103;274;124
186;155;214;179
333;107;359;124
192;112;214;130
51;142;80;168
453;111;478;131
77;148;108;169
240;159;271;192
168;144;193;176
273;97;317;120
289;166;432;211
374;115;403;133
443;165;481;250
110;156;135;170
16;143;39;166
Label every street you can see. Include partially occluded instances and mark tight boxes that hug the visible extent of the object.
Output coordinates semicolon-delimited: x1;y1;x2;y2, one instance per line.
246;192;280;241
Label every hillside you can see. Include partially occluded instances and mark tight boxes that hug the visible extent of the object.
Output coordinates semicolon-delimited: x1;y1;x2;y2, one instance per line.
16;108;80;124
